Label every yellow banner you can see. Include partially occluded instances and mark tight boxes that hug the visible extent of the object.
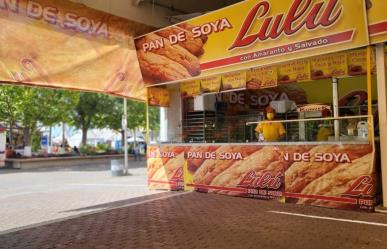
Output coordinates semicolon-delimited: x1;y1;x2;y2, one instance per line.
0;0;152;100
148;87;170;107
347;49;368;76
310;53;347;79
221;71;246;90
278;60;311;84
367;0;387;44
136;0;369;86
246;66;277;89
180;80;201;98
200;75;221;93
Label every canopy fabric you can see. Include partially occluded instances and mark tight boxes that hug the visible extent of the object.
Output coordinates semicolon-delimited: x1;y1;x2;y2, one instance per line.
0;0;153;100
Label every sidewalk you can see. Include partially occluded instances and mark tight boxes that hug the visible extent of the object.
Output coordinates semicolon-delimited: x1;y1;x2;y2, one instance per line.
0;160;162;232
1;192;387;249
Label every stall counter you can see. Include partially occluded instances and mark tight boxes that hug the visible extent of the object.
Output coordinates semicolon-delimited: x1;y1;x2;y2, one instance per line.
147;141;377;211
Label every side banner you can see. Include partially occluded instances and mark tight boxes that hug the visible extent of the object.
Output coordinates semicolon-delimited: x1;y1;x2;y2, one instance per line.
367;0;387;44
180;144;375;210
0;0;152;100
135;0;369;85
147;145;186;190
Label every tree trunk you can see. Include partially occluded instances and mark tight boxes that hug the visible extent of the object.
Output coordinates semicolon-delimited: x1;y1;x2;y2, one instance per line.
81;127;88;145
9;123;13;147
23;126;32;146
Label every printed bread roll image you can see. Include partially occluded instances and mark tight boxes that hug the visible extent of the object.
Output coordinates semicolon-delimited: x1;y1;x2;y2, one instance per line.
147;157;164;179
156;26;204;56
136;33;201;76
210;146;309;196
149;153;185;190
187;146;220;174
297;153;374;208
160;146;187;165
192;145;258;185
137;50;191;83
285;144;372;194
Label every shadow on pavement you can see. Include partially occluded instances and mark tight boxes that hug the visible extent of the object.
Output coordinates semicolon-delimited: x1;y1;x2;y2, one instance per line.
60;192;174;213
0;160;147;174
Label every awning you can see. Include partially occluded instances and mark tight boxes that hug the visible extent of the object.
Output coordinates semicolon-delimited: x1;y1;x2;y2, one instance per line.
0;0;153;100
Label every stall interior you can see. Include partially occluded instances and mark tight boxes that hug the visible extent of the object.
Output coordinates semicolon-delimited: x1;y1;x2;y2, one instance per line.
180;75;378;144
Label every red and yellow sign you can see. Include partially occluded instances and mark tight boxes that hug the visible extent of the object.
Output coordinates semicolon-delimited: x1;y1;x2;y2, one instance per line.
310;53;347;79
278;60;311;84
147;146;186;190
180;80;201;98
221;71;246;91
136;0;369;86
148;143;376;211
0;0;152;100
200;75;221;93
246;66;277;90
367;0;387;44
347;49;369;76
148;87;170;107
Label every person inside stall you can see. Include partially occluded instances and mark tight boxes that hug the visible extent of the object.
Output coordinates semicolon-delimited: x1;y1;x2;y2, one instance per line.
316;109;333;141
255;106;286;142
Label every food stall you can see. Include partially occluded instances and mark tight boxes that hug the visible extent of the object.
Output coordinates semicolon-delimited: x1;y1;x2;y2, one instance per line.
138;0;386;211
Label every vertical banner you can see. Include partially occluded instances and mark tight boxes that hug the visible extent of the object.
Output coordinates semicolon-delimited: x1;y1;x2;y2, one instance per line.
278;60;311;84
180;80;201;98
200;75;221;93
221;71;246;91
0;0;152;100
246;66;278;90
148;87;170;107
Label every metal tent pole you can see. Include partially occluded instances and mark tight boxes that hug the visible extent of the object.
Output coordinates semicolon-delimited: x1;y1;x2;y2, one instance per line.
375;44;387;208
332;78;340;141
123;98;128;175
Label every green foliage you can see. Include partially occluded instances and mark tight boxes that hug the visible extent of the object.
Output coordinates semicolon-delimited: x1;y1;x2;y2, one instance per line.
148;106;160;132
79;144;96;155
0;85;159;150
96;143;111;153
0;85;79;147
70;92;117;144
31;130;41;152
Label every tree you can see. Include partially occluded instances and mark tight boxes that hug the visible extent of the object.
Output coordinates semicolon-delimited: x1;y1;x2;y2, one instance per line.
0;86;23;146
98;98;160;143
70;92;116;145
148;106;160;133
0;85;78;148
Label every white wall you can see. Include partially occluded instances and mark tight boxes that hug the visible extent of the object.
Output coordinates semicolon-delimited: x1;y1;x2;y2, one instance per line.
71;0;175;28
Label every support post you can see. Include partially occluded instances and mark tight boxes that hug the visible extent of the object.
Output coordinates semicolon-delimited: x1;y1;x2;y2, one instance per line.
332;78;340;141
146;88;150;145
123;98;128;175
376;44;387;208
